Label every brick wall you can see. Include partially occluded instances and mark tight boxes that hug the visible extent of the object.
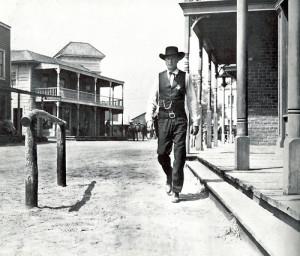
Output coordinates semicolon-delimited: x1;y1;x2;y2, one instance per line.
248;11;278;145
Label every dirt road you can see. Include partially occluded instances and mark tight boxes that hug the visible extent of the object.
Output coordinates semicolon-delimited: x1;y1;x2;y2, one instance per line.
0;140;259;255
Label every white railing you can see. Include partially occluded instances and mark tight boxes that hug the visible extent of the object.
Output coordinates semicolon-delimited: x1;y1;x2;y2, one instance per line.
35;87;123;109
35;87;57;96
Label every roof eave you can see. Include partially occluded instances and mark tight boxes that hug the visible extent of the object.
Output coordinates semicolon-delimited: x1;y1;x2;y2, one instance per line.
179;0;277;15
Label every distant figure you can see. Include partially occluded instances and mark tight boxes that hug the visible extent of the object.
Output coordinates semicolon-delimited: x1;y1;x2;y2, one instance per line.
146;46;200;203
105;120;111;136
128;121;136;141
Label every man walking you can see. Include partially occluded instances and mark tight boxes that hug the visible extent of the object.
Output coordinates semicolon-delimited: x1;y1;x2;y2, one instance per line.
146;46;200;203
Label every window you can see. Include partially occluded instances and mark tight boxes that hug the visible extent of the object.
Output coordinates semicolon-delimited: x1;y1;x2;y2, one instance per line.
0;50;5;79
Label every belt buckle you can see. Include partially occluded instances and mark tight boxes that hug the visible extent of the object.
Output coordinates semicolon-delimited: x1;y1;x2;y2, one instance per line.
169;112;176;119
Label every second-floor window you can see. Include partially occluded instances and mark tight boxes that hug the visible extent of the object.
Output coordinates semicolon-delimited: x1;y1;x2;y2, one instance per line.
0;50;5;79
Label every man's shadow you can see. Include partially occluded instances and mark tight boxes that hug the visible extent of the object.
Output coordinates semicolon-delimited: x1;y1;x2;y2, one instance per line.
179;189;209;202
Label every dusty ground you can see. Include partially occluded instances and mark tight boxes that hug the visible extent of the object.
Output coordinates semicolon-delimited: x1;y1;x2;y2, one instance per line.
0;140;260;256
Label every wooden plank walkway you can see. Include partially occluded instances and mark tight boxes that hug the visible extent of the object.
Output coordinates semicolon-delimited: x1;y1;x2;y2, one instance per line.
188;144;300;223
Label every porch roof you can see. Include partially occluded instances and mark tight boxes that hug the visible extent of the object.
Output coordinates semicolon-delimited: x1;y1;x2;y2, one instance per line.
180;1;278;65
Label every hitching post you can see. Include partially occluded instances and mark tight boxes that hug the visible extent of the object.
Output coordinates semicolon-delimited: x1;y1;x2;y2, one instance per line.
57;123;66;187
22;109;67;208
24;117;38;208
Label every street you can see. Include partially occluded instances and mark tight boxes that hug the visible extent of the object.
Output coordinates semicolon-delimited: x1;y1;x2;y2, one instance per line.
0;140;260;256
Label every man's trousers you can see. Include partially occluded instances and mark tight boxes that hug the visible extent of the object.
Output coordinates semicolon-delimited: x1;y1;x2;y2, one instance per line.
157;117;187;193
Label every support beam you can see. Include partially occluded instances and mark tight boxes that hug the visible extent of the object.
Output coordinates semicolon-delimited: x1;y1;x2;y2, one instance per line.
221;77;226;144
76;104;80;137
206;53;212;148
56;68;61;97
277;7;288;148
184;15;191;153
77;73;80;101
235;0;250;170
213;64;218;147
195;41;204;151
94;107;97;136
284;0;300;194
17;93;21;136
229;78;234;143
121;84;124;136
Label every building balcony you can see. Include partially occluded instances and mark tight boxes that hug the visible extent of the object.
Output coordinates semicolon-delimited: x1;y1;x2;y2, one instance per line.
35;87;123;110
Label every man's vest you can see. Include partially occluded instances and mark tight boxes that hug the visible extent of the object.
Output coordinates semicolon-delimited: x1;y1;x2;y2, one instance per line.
158;70;186;118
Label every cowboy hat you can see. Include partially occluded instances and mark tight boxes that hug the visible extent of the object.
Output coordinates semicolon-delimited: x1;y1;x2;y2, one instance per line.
159;46;185;60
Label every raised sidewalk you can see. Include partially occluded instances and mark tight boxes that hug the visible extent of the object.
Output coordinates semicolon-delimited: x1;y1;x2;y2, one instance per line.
186;143;300;256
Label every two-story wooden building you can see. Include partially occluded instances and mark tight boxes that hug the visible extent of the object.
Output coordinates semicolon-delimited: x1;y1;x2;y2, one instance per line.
11;42;124;138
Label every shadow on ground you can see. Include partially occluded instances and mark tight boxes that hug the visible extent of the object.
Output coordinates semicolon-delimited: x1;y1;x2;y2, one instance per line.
179;190;209;202
39;181;96;212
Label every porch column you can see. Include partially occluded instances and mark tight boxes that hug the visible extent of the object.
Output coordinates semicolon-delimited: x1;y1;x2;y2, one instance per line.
77;73;80;101
94;78;97;103
94;78;97;136
195;41;203;151
277;7;288;148
229;78;234;143
221;77;227;144
110;109;113;136
109;81;112;105
284;0;300;194
112;85;115;106
94;107;97;136
184;15;191;153
184;15;190;73
206;53;212;148
213;64;218;147
76;104;80;137
235;0;250;170
17;93;21;136
56;102;60;119
121;84;124;136
56;68;60;97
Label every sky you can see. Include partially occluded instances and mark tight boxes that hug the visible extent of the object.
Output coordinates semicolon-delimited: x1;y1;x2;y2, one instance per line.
0;0;201;121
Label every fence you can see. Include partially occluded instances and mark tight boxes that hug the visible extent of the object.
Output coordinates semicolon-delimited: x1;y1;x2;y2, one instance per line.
21;109;67;208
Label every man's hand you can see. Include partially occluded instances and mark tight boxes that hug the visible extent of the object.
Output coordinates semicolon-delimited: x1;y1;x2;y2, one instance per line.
190;125;199;136
147;120;153;131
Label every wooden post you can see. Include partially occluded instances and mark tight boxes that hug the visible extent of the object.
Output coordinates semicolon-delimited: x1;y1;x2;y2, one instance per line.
184;15;191;153
94;106;97;136
195;41;203;151
57;124;66;187
213;64;219;147
24;118;38;208
111;110;114;137
17;93;21;136
76;104;80;137
121;84;124;136
22;109;68;208
229;78;233;143
221;77;227;144
284;0;300;194
56;68;60;96
277;7;288;148
235;0;250;170
207;53;212;148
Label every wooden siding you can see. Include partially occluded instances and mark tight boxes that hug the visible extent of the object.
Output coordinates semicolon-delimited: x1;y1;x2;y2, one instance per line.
0;23;10;120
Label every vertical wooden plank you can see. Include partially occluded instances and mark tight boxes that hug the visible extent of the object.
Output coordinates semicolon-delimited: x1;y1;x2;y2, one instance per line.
25;118;38;208
57;124;66;187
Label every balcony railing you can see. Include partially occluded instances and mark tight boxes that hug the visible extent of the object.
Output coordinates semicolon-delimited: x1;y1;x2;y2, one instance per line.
35;87;123;109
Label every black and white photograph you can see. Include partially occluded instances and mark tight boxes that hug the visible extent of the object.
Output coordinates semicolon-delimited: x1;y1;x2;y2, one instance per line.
0;0;299;255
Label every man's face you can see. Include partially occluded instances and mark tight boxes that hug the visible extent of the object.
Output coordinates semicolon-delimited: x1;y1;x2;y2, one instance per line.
165;55;179;72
